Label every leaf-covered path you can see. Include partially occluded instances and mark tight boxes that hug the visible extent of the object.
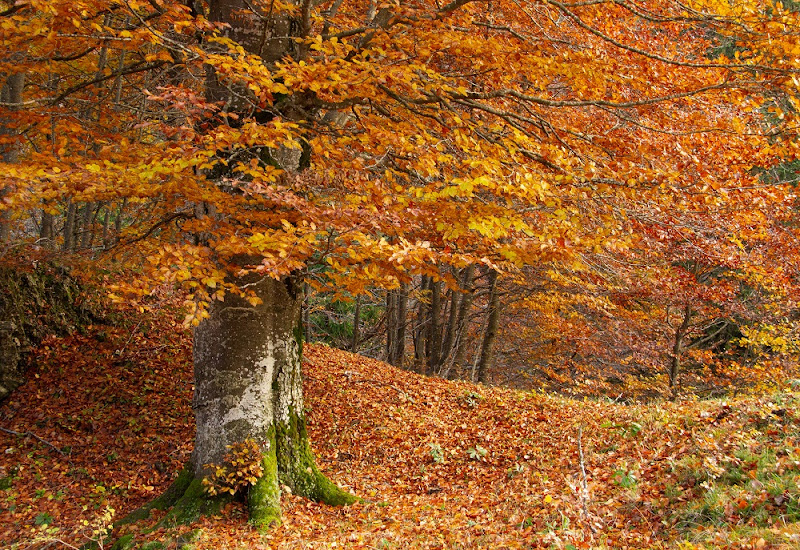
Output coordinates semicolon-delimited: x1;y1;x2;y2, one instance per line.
1;318;799;549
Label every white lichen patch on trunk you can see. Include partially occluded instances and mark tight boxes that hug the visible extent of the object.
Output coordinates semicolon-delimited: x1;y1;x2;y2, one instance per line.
217;345;278;429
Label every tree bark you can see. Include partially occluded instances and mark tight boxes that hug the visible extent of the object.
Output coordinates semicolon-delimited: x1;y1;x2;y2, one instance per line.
40;211;55;243
351;295;361;352
451;265;476;376
475;269;500;384
146;0;356;531
669;304;693;392
414;276;430;373
178;272;356;530
441;284;460;365
78;203;93;249
62;200;76;251
385;288;396;363
0;72;24;243
393;283;408;367
429;279;442;373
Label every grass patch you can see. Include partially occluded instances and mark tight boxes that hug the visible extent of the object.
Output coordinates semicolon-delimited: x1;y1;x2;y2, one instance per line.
668;393;800;546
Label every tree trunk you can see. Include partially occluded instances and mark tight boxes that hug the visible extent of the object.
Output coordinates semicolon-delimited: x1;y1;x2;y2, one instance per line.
393;283;408;367
101;206;110;249
78;202;93;249
302;282;312;342
669;305;693;392
440;284;460;366
385;288;396;363
162;273;355;531
429;279;442;373
451;265;476;376
62;200;76;251
113;0;356;532
415;276;431;373
351;295;361;352
40;211;55;243
0;72;24;243
475;269;500;384
148;0;356;531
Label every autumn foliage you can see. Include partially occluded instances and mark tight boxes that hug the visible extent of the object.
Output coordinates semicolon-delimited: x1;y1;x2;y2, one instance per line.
1;0;797;395
1;0;800;545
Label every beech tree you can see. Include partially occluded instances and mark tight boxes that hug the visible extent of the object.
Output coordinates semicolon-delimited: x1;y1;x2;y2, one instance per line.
1;0;798;530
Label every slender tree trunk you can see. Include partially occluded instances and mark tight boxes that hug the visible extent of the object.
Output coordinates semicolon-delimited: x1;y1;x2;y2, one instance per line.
0;72;24;243
475;269;500;384
385;288;396;363
62;200;76;251
113;198;126;244
40;211;54;243
386;285;408;367
392;283;408;367
441;284;460;365
429;279;442;373
351;295;361;352
101;206;110;249
669;305;693;392
79;203;93;249
451;265;476;376
414;276;430;373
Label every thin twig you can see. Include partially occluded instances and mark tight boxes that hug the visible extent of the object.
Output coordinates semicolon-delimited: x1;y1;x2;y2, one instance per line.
0;426;65;455
116;319;144;358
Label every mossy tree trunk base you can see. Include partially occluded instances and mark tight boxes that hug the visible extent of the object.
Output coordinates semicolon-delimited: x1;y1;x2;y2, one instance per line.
119;429;354;535
114;274;355;544
120;274;356;537
276;408;358;507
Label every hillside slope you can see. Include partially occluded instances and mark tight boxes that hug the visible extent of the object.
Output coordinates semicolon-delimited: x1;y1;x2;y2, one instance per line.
1;316;799;549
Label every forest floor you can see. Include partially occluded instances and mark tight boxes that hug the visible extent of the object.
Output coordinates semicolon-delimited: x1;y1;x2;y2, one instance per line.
1;308;800;549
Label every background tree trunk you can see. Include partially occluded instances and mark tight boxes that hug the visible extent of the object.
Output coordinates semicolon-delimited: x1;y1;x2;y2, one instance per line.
388;284;408;367
385;288;396;363
62;200;76;251
475;269;500;384
415;276;431;373
351;295;361;352
451;265;476;377
669;305;694;391
429;279;442;373
0;72;24;243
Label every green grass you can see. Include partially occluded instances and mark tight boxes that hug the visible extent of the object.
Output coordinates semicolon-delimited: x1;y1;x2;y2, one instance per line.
668;392;800;546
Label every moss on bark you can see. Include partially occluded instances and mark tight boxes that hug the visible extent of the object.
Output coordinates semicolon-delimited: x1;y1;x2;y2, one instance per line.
276;407;358;506
116;463;194;527
293;320;304;357
161;477;231;527
247;428;281;531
